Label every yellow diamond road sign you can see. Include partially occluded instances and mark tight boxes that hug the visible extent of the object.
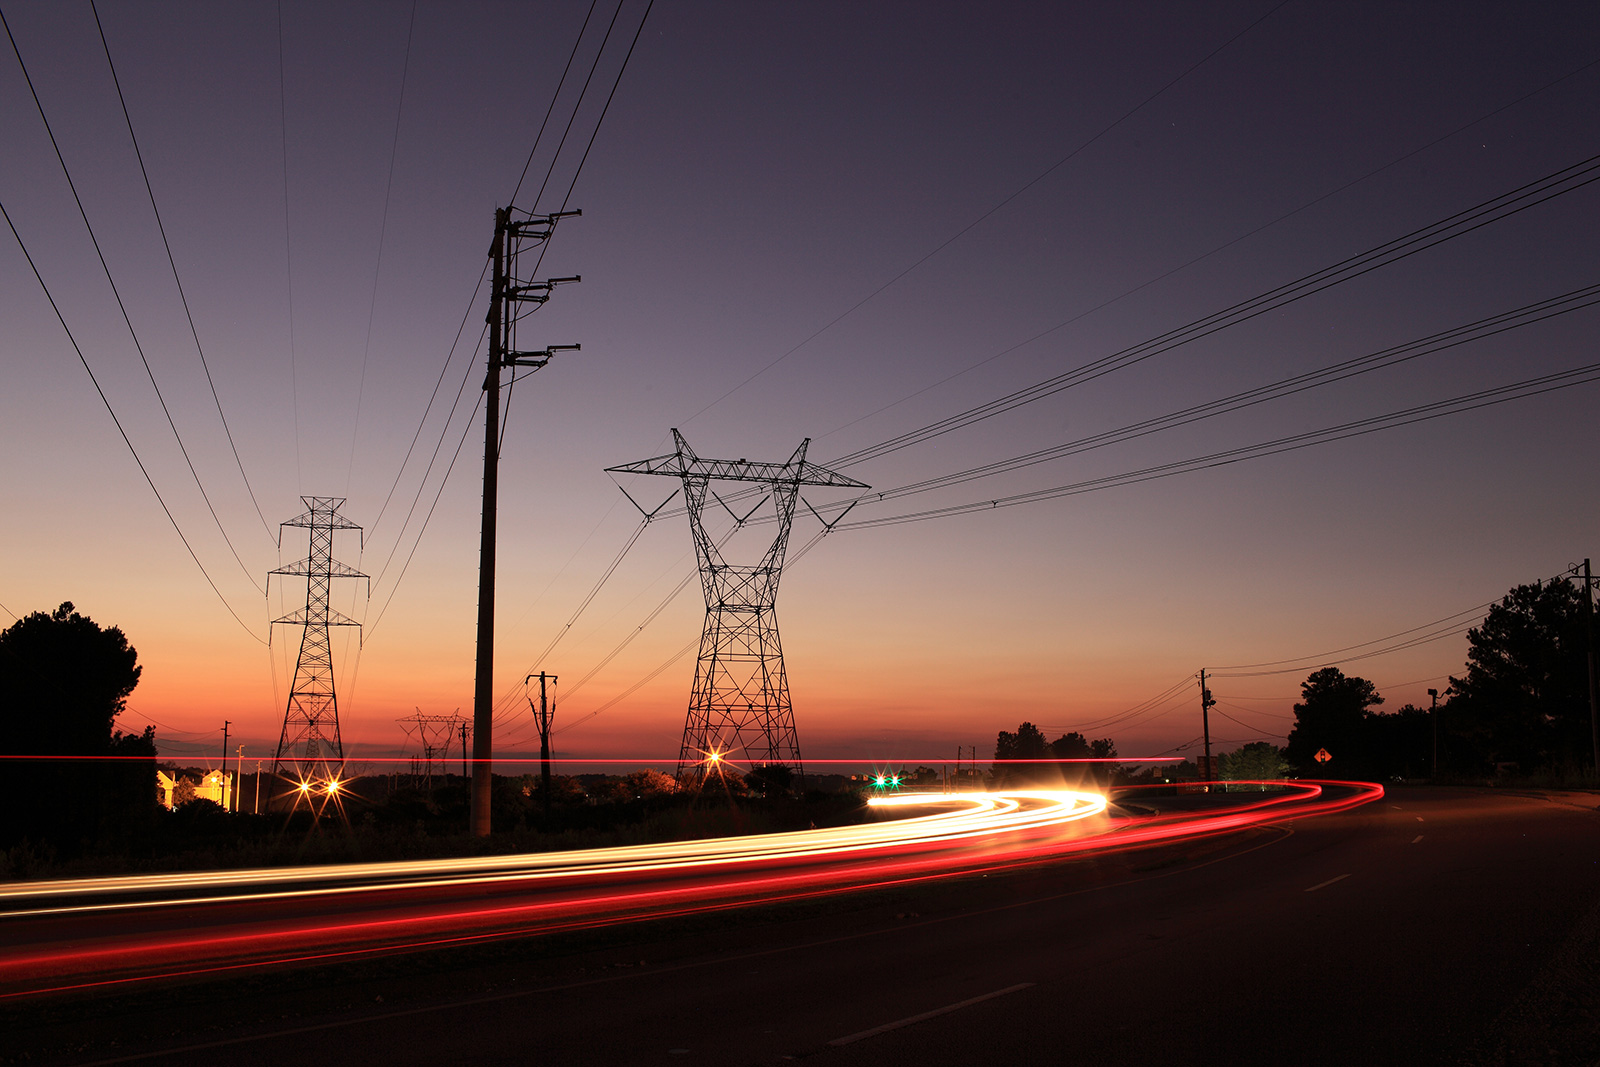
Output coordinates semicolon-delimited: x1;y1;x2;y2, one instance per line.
1314;748;1332;763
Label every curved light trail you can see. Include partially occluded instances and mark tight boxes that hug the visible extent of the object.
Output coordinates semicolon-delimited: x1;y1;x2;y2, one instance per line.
0;781;1379;999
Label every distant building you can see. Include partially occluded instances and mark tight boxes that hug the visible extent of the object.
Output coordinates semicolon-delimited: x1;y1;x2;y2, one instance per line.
156;768;232;810
156;770;177;809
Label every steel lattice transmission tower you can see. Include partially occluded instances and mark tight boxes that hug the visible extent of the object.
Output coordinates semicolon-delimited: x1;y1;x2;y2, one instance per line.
607;431;867;782
268;496;367;784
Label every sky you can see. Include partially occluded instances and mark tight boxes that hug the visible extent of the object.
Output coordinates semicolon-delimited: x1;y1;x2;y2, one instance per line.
2;0;1598;772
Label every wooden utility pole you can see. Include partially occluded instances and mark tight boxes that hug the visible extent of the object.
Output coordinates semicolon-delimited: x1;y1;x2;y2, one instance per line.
220;719;230;808
1585;559;1599;779
1428;687;1439;779
469;210;507;838
1198;670;1215;789
528;671;557;819
469;207;581;837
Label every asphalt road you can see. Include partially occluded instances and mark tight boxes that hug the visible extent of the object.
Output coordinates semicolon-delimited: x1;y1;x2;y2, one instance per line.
7;786;1599;1066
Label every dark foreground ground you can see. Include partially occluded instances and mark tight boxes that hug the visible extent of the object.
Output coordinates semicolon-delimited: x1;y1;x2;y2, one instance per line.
4;786;1598;1066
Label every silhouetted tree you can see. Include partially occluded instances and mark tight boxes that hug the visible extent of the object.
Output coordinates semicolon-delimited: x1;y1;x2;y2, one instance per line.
1445;578;1591;774
1219;741;1291;786
743;763;794;797
1284;667;1383;778
1366;704;1434;779
994;722;1049;783
625;768;680;798
0;602;155;849
172;777;198;807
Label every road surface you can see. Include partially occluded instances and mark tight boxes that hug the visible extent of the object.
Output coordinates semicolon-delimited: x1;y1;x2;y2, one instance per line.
4;786;1597;1066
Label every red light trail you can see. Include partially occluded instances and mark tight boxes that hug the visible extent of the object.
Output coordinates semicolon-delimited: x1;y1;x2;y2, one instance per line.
0;781;1379;1000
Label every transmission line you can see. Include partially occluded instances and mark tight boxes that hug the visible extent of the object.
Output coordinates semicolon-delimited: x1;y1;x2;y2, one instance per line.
827;283;1600;510
90;0;276;543
681;0;1289;423
826;152;1600;472
4;7;265;594
276;0;302;489
364;0;653;640
819;54;1600;447
1;197;264;644
345;0;417;493
836;362;1600;528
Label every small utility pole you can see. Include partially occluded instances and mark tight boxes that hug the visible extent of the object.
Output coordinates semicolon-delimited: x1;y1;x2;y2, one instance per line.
1199;670;1216;790
1585;559;1599;779
469;206;581;838
461;721;469;780
220;720;230;808
253;759;262;814
1428;688;1439;779
528;671;557;819
235;744;244;813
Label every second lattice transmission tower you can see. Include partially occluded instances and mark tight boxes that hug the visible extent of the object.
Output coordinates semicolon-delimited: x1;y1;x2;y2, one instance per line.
269;496;367;784
608;431;867;782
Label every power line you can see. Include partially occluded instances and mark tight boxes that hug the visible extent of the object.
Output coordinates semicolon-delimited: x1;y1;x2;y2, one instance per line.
0;197;264;643
681;0;1290;423
836;361;1600;529
824;153;1600;473
650;151;1600;531
816;54;1600;447
276;0;301;489
823;284;1599;513
89;0;276;543
504;0;655;437
364;389;485;639
4;6;265;595
369;0;602;545
508;0;603;207
345;0;417;493
1208;565;1581;681
365;0;653;641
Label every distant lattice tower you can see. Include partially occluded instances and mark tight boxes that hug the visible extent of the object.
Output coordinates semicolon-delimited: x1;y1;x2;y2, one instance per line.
268;497;367;786
607;431;867;782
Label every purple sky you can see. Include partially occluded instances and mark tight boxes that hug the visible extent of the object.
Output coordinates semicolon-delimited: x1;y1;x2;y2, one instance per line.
2;0;1597;769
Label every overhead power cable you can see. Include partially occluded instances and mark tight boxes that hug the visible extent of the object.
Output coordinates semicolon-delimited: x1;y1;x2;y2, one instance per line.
826;283;1600;509
90;0;276;543
1210;603;1498;674
364;388;486;640
276;0;302;489
4;7;264;595
652;151;1600;529
1;198;264;644
346;0;418;492
681;0;1289;423
825;152;1600;472
371;0;599;544
501;0;627;448
508;0;603;206
819;54;1600;446
836;361;1600;528
366;0;653;640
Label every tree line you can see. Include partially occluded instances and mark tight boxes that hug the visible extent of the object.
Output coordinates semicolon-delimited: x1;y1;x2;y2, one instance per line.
994;573;1600;784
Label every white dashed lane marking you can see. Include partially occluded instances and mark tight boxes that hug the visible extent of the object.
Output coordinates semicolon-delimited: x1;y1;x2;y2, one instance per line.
828;983;1035;1046
1305;874;1352;893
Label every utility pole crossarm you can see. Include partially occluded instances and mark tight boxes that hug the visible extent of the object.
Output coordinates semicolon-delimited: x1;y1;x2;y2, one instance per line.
269;558;369;581
270;606;364;628
606;429;868;488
